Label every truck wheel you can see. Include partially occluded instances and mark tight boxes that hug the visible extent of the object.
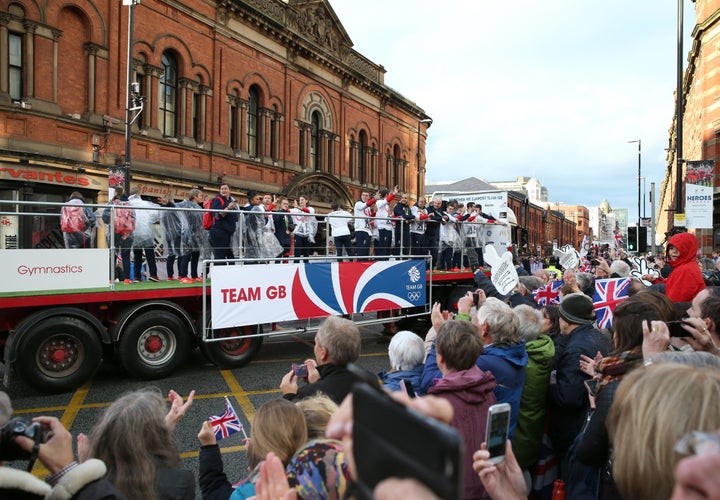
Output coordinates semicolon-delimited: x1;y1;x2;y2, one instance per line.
200;325;263;368
118;311;190;379
17;316;102;393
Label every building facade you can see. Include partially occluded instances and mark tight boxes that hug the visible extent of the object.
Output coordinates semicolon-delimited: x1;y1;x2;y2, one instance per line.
0;0;430;249
550;204;592;251
659;0;720;253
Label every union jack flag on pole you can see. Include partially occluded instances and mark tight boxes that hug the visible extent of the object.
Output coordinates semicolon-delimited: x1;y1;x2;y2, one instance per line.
209;397;247;441
592;278;631;329
533;280;563;306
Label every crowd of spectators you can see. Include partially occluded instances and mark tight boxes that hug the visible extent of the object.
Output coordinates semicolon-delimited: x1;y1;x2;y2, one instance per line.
5;230;720;499
63;184;515;281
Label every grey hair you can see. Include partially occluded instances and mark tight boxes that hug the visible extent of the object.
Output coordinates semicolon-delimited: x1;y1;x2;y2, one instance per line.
610;260;631;277
388;330;425;371
651;351;720;370
575;272;594;292
315;316;361;366
514;304;543;343
519;276;544;293
475;297;520;344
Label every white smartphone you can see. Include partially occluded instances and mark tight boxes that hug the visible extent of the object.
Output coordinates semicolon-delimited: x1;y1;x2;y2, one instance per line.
485;403;511;464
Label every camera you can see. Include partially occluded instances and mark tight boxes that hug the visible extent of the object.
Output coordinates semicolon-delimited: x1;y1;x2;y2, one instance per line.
472;292;480;307
292;363;308;379
590;259;600;266
0;417;48;461
288;223;296;232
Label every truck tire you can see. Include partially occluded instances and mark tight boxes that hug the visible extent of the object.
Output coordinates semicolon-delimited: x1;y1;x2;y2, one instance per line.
16;316;102;393
118;311;190;379
199;325;263;368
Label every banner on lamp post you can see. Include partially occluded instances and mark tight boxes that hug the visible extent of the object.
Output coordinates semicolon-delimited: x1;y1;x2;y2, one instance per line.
684;160;714;229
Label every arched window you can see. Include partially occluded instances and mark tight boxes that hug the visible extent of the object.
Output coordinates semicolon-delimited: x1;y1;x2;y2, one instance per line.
358;130;367;185
159;52;178;137
247;86;259;158
310;111;321;171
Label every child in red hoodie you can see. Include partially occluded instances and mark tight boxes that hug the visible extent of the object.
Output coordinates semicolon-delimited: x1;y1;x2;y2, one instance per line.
647;232;706;302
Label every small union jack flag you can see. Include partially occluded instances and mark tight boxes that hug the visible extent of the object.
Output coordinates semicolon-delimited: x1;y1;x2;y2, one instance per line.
209;397;246;441
579;258;593;273
592;278;631;329
533;280;563;306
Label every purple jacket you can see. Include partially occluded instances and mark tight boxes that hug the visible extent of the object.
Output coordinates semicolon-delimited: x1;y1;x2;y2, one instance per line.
428;365;497;500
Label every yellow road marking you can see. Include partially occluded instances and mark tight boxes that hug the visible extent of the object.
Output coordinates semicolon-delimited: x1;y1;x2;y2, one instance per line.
31;381;92;476
12;389;280;415
220;369;257;424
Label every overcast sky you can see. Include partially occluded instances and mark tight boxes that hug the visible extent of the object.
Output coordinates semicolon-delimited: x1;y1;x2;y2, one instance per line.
330;0;697;225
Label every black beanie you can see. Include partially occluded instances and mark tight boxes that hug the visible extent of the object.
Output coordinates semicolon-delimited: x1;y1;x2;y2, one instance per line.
559;293;595;325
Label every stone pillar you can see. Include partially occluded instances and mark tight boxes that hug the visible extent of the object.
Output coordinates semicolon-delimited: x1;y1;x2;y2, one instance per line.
84;42;100;113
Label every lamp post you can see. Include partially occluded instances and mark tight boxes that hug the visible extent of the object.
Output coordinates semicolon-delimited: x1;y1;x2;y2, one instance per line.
628;139;641;252
416;118;433;200
675;0;685;219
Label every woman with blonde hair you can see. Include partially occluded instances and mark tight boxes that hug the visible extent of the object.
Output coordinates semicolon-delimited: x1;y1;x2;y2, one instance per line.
198;398;307;500
607;363;720;500
83;388;194;499
296;393;338;439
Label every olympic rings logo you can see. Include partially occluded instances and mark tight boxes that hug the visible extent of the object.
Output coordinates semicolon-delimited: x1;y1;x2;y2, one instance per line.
408;291;421;301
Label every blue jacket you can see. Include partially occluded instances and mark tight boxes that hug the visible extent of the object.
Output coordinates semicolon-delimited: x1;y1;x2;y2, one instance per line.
421;341;528;438
378;364;424;395
210;194;238;234
547;323;612;455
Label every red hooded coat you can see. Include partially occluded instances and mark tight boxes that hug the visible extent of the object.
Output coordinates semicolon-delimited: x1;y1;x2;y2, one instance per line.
665;232;706;302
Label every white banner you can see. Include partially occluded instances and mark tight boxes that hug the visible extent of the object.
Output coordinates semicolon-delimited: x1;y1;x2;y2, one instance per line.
210;260;427;329
685;160;714;229
430;190;512;223
1;249;110;293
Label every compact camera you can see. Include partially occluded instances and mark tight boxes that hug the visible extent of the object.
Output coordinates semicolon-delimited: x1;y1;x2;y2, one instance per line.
0;417;48;461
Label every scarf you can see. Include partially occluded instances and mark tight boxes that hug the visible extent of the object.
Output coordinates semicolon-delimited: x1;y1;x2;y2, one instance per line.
594;346;643;396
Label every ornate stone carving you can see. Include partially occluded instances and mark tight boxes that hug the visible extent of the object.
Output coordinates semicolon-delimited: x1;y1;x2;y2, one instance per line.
245;0;286;24
346;52;379;82
289;6;338;53
292;180;338;205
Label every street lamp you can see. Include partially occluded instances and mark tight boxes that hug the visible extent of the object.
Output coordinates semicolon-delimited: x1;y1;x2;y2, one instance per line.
416;118;433;200
628;139;641;252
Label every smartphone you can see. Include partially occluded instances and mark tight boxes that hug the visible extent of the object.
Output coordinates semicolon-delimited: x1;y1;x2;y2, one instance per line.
352;382;463;500
668;319;692;338
292;363;308;378
485;403;511;464
400;379;416;398
584;378;600;397
590;259;600;266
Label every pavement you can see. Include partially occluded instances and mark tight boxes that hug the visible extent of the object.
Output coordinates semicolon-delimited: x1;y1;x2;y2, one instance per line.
5;322;406;498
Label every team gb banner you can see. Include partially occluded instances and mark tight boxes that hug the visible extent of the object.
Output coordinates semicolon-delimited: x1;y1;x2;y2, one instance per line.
211;260;427;329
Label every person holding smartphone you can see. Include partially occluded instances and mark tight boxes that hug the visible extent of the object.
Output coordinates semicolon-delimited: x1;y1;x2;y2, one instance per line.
279;316;362;404
427;320;497;499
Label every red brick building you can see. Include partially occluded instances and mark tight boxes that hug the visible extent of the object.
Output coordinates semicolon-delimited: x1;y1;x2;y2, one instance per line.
660;0;719;252
0;0;430;248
